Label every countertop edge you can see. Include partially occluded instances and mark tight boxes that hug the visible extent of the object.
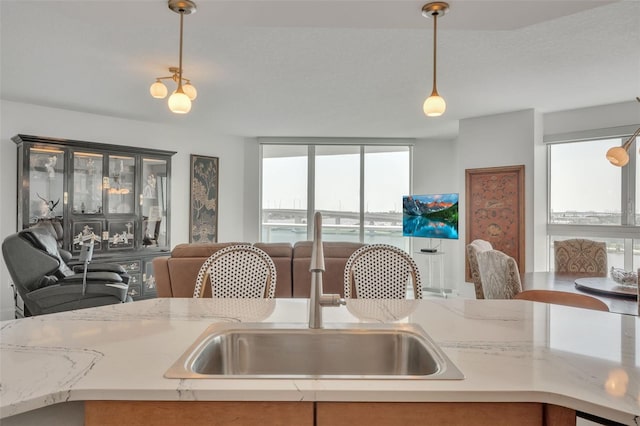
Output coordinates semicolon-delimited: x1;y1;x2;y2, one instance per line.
2;387;638;424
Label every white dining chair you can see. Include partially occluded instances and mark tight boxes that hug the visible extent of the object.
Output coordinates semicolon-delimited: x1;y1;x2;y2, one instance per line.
343;244;422;299
193;244;277;298
466;239;493;299
476;249;522;299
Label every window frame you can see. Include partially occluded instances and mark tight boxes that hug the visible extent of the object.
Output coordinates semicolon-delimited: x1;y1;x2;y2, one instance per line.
259;139;413;245
546;127;640;270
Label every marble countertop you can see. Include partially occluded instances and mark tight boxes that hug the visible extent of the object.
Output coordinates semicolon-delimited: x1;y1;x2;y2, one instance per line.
1;298;638;424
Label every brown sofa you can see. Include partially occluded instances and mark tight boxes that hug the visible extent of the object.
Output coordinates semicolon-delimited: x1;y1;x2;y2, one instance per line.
153;241;364;298
291;241;365;297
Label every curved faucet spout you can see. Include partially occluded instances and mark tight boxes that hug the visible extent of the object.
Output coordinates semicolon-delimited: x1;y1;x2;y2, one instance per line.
309;212;344;329
310;212;325;273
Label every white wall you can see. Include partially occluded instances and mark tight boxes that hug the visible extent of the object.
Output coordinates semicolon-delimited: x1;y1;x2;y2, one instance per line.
532;110;547;271
456;109;538;296
0;100;247;320
544;100;640;136
242;139;260;241
412;138;459;292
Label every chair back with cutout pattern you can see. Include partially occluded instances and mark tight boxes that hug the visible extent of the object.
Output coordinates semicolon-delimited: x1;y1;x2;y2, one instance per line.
343;244;422;299
193;245;277;298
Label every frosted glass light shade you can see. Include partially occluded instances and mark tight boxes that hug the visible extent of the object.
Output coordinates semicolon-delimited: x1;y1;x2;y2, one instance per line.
182;83;197;100
150;81;168;99
168;91;192;114
423;94;446;117
606;146;629;167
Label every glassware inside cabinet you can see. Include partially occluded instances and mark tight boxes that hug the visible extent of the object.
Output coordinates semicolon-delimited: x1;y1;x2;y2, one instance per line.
28;146;65;222
107;155;135;214
141;158;168;247
73;152;104;214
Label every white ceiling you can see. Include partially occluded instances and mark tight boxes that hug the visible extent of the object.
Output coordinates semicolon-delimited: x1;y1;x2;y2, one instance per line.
1;0;639;139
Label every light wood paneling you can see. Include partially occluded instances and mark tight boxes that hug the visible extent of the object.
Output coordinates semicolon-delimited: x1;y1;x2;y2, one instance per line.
317;402;544;426
85;401;314;426
545;404;577;426
85;400;577;426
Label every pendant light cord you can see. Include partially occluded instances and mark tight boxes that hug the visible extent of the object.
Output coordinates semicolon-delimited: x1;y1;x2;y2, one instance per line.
623;97;640;149
177;10;184;92
431;11;438;96
623;127;640;150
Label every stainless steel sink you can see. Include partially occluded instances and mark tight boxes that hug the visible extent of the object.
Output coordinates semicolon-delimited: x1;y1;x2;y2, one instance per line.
165;323;464;379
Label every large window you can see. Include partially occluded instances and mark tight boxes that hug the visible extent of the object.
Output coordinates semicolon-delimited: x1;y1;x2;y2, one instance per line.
315;146;361;243
261;143;411;249
261;145;308;242
548;134;640;270
363;147;410;245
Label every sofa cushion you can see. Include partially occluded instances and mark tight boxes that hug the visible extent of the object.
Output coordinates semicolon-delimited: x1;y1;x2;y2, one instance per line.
254;242;293;297
155;242;293;298
292;241;364;298
171;242;248;258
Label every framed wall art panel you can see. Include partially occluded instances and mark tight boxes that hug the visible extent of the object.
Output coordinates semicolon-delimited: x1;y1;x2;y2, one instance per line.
189;154;219;243
465;165;525;281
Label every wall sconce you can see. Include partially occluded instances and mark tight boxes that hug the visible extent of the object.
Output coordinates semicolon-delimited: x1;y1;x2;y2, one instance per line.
422;2;449;117
605;97;640;167
149;0;197;114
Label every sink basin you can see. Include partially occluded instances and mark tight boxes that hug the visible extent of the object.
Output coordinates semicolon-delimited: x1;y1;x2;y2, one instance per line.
165;323;464;379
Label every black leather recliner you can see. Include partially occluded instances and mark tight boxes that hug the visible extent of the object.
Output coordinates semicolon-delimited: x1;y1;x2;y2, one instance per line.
2;227;131;316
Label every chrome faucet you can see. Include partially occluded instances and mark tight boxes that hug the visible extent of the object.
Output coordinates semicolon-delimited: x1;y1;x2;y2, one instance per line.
309;212;345;328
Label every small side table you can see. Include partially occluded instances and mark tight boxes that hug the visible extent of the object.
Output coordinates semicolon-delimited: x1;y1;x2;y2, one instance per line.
413;251;454;298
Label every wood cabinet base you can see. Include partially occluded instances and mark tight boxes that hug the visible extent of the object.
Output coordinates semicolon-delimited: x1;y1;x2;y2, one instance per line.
85;401;314;426
318;402;575;426
85;401;575;426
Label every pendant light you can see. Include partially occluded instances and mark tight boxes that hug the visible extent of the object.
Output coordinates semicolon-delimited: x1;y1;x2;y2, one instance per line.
149;0;197;114
606;127;640;167
605;97;640;167
422;2;449;117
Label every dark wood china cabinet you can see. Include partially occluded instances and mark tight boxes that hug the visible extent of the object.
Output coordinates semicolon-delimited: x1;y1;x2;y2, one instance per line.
12;134;176;300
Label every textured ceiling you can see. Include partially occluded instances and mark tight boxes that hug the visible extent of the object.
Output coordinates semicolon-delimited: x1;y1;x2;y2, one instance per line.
1;0;639;139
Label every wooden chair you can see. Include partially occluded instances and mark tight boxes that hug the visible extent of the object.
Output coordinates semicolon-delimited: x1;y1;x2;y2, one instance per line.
476;249;522;299
343;244;422;299
554;239;607;276
514;290;609;312
193;245;277;298
466;239;493;299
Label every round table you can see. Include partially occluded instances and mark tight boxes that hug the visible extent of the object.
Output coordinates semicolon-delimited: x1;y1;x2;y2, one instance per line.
574;277;638;299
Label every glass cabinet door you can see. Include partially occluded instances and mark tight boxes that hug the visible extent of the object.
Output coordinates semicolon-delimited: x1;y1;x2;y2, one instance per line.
107;155;135;214
28;146;65;222
72;152;104;214
141;158;168;247
14;134;175;301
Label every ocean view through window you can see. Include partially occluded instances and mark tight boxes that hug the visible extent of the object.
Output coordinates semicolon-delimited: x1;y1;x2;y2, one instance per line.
261;143;411;249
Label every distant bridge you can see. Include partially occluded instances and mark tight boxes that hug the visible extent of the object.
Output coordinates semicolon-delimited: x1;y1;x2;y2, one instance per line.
262;209;401;225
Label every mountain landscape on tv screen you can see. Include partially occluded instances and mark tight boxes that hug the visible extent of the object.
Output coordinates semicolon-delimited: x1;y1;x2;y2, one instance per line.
402;193;459;239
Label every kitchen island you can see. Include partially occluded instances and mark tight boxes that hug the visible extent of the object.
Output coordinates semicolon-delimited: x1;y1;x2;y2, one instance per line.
1;298;638;425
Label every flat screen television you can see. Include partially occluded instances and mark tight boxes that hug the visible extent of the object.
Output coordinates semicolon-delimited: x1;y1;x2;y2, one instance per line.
402;193;459;240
